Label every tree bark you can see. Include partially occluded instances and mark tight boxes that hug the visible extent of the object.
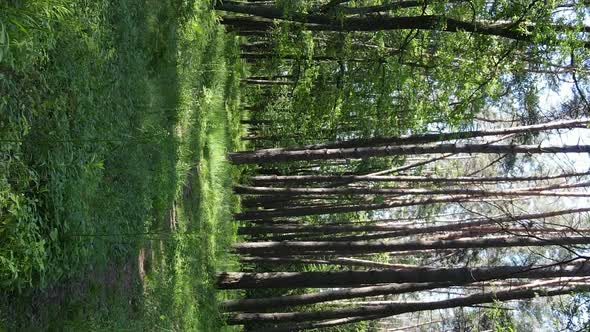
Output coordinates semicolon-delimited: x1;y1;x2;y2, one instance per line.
245;118;589;152
215;2;590;47
257;314;385;332
233;235;590;256
229;284;590;325
239;256;417;269
340;0;463;15
222;281;455;311
217;261;590;289
229;143;590;164
235;194;538;220
237;207;590;236
234;181;590;198
221;15;275;31
241;78;296;85
250;171;590;185
240;52;367;62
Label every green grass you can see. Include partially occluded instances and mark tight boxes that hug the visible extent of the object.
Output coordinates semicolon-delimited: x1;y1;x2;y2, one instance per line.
140;5;244;331
0;0;243;330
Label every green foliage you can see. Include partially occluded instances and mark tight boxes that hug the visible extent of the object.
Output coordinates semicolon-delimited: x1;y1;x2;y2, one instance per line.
1;0;242;330
0;0;71;67
140;9;243;329
550;292;590;331
487;301;517;332
453;301;517;332
0;0;185;291
0;186;44;289
0;0;75;291
243;0;590;158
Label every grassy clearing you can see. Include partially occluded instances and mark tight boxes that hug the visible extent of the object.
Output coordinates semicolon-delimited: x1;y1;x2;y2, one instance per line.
1;0;242;330
141;5;244;331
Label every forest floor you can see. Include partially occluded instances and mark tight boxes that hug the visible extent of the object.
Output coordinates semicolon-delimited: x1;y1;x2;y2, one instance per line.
0;0;242;330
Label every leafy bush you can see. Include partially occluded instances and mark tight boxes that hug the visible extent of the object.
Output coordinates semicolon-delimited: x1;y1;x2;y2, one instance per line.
0;0;72;289
0;0;70;67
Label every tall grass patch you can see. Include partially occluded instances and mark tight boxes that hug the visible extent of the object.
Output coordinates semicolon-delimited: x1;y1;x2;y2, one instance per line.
140;2;244;330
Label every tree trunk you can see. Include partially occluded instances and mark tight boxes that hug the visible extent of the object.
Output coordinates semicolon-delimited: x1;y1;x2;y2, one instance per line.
237;207;590;236
257;314;385;332
215;2;590;46
234;181;590;198
340;0;467;15
222;281;455;311
221;15;275;31
239;256;417;269
241;78;296;85
233;235;590;256
230;284;590;326
240;52;367;62
246;118;589;152
235;194;531;220
229;143;590;164
216;262;590;289
250;171;590;185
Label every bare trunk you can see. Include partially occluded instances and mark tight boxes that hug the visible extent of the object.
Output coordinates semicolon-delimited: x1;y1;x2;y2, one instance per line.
234;181;590;197
217;261;590;289
246;118;588;152
235;194;536;220
229;143;590;164
238;206;590;236
250;171;590;185
241;78;296;85
231;284;590;326
239;256;416;269
222;281;455;312
233;235;590;256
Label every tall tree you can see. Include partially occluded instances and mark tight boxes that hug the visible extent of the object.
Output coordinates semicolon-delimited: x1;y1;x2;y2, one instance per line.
233;235;590;256
229;284;590;326
238;207;590;236
217;261;590;289
230;143;590;164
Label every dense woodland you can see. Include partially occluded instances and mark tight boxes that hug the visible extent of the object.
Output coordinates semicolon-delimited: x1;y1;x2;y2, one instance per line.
215;0;590;330
3;0;590;330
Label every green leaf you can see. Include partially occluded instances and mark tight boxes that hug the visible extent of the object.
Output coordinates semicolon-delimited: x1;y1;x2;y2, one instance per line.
49;228;58;242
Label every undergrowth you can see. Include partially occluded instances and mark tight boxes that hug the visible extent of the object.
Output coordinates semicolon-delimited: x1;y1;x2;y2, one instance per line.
1;0;242;330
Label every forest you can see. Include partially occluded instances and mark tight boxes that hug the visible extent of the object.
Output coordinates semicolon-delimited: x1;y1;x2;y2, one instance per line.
2;0;590;331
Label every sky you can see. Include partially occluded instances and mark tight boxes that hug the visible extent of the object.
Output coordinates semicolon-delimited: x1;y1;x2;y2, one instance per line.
541;83;590;173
